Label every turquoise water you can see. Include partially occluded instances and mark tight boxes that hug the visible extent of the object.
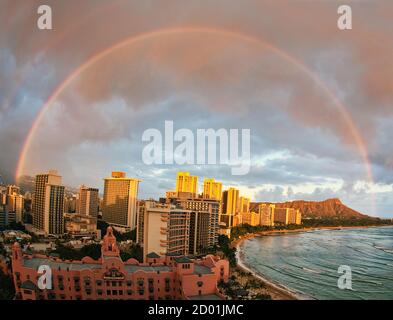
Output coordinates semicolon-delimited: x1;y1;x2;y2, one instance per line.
240;226;393;300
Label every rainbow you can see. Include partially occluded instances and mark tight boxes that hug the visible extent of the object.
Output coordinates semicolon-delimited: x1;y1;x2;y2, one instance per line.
15;26;375;209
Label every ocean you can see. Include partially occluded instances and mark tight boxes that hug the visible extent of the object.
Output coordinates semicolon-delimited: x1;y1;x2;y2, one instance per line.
239;226;393;300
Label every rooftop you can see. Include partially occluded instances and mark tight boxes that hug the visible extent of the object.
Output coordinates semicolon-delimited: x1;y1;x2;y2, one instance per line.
23;257;101;271
188;294;222;300
194;265;213;275
146;252;160;259
174;256;192;263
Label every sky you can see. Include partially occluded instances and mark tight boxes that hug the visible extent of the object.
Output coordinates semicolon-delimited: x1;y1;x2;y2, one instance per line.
0;0;392;217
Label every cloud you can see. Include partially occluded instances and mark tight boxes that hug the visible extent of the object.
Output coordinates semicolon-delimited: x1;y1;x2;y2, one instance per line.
0;0;392;217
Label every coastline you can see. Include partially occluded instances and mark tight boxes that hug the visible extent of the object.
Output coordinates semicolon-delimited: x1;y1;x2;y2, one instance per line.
235;242;301;300
233;224;391;300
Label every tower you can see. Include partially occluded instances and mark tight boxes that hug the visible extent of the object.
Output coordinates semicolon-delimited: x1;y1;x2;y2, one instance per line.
102;172;140;230
175;172;198;195
32;170;64;235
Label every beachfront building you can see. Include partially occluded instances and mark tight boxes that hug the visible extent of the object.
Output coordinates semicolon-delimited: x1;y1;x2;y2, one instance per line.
241;212;261;226
11;227;229;300
239;197;250;214
258;203;275;227
138;193;220;259
137;201;191;260
167;192;220;255
274;208;302;225
220;188;239;229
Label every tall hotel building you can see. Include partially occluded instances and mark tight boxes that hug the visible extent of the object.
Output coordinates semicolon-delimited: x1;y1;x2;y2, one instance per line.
258;203;275;227
137;201;191;260
77;185;99;219
274;207;301;225
239;196;250;213
138;196;220;260
6;185;24;224
176;172;198;195
102;172;140;231
32;170;65;236
220;188;239;228
170;193;220;255
203;178;222;201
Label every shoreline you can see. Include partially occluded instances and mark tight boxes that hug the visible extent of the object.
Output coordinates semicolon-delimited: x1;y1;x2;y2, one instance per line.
235;243;302;300
233;224;392;300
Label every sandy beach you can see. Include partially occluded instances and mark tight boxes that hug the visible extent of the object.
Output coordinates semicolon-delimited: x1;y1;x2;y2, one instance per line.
235;243;301;300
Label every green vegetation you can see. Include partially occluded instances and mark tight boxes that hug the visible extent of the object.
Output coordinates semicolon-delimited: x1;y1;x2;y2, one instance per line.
49;242;143;262
0;269;15;300
302;217;393;228
120;243;143;263
230;217;393;241
0;243;6;256
97;220;136;242
217;235;236;267
0;221;25;232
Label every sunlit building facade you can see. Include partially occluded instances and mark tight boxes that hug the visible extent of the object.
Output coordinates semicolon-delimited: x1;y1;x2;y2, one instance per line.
32;170;65;236
259;203;275;227
175;172;198;195
102;172;140;231
77;185;99;219
203;178;222;201
220;188;239;229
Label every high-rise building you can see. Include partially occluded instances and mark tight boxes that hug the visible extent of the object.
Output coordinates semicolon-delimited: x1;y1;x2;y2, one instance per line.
102;172;140;231
137;201;191;260
64;195;77;214
77;185;99;219
7;193;24;223
222;188;239;215
175;172;198;195
203;178;222;201
259;203;275;227
287;208;302;225
6;185;20;196
239;196;250;213
274;207;289;225
32;170;65;236
220;188;239;228
166;192;220;255
241;212;261;226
